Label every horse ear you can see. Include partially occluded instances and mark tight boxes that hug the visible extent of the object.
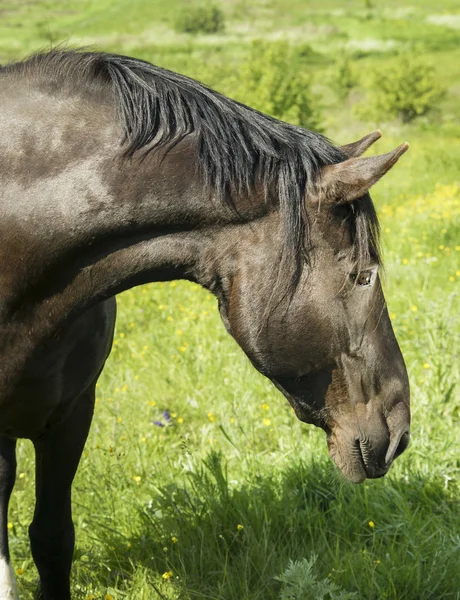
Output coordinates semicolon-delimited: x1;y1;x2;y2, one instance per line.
321;142;409;204
339;130;382;157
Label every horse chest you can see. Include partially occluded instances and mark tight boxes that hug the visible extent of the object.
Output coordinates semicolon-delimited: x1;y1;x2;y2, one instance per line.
0;299;116;440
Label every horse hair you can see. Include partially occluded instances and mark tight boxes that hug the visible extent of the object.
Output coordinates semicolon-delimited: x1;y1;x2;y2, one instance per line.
6;49;380;289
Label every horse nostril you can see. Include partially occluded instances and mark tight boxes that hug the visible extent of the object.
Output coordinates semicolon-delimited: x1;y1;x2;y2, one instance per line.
394;431;410;459
385;429;410;466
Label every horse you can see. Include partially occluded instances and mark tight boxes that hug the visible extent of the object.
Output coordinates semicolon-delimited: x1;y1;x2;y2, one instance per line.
0;50;410;599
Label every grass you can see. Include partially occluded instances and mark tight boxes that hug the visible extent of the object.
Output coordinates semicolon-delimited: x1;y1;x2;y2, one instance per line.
2;0;459;599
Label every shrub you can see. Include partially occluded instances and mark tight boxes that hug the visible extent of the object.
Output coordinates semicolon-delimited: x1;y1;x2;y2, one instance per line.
358;54;445;123
330;57;358;100
231;40;322;131
175;3;225;35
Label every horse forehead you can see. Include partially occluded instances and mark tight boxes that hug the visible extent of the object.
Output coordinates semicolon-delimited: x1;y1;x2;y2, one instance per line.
306;211;354;258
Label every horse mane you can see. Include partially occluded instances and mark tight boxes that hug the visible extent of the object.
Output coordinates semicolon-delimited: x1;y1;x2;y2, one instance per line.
6;49;380;288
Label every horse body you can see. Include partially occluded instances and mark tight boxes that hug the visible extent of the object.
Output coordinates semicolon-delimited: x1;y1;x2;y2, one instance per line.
0;300;116;439
0;51;410;599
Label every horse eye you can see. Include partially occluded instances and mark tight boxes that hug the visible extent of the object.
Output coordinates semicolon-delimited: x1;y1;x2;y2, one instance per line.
350;271;373;286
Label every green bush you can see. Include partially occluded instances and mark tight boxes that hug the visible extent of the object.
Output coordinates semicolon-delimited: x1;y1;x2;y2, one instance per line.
358;54;445;122
174;3;225;35
231;40;322;131
330;57;358;100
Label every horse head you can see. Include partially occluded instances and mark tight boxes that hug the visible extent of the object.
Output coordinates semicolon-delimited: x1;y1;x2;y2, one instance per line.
212;132;410;483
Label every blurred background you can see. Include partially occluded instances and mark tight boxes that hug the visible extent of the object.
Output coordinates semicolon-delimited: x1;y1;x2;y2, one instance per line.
1;1;459;599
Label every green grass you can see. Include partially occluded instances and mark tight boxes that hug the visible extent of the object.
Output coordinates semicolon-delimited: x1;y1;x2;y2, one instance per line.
2;1;460;599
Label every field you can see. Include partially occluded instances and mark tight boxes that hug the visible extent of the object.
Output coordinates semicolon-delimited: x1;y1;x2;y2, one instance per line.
1;0;459;598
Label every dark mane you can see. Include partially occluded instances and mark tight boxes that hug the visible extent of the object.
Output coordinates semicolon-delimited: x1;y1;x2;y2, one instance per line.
6;50;380;286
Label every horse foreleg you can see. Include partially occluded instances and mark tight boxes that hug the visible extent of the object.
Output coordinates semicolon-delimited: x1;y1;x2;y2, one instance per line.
0;437;18;600
30;385;96;600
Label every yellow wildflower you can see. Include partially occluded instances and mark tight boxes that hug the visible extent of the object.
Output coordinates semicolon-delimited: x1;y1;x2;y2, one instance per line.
263;418;271;427
237;524;244;531
368;521;375;528
171;536;178;543
162;571;173;581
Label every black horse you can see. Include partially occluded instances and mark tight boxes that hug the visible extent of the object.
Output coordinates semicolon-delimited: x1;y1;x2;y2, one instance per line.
0;50;410;599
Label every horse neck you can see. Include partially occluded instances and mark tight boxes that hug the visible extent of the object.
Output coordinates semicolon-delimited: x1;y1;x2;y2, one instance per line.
0;139;270;387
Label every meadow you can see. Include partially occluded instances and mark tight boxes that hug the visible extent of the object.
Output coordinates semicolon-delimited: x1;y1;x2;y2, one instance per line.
1;0;459;598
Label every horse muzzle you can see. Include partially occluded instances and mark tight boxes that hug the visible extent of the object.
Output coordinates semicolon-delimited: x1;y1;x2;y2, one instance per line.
326;402;410;483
